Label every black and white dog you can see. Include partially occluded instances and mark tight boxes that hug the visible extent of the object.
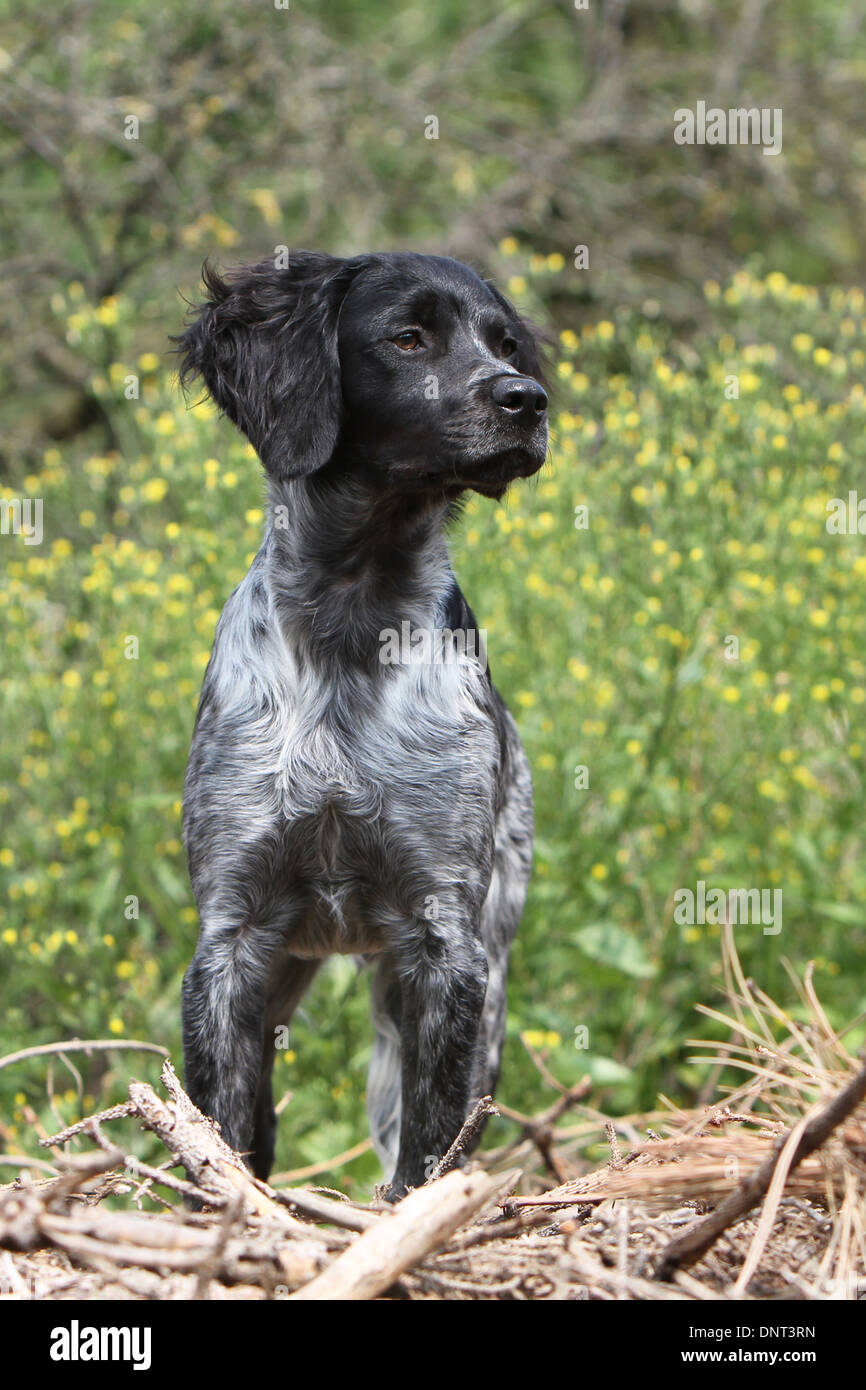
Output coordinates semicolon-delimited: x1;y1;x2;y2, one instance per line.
176;251;548;1198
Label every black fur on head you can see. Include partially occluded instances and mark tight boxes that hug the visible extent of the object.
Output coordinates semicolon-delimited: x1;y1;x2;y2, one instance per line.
175;249;550;497
174;251;365;479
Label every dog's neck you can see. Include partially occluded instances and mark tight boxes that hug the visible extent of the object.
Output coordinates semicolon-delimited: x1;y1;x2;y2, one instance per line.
263;467;459;668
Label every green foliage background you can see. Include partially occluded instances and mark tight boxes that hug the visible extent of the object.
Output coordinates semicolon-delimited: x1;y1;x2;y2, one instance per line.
1;1;865;1191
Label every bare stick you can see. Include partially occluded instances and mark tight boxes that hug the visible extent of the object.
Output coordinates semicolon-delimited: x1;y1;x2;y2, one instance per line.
40;1101;139;1148
271;1187;381;1233
193;1194;244;1300
37;1058;369;1233
427;1096;498;1182
290;1169;495;1301
0;1039;169;1073
270;1137;373;1184
606;1120;624;1169
133;1062;348;1240
0;1155;58;1175
495;1076;591;1180
121;1156;214;1206
129;1061;281;1220
655;1057;866;1282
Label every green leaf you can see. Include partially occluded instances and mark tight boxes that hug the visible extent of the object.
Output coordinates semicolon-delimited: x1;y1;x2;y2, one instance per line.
151;856;188;905
574;921;656;979
584;1055;633;1085
812;901;865;927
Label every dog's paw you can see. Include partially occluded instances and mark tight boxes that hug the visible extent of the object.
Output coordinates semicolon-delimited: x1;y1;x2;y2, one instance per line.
380;1179;413;1204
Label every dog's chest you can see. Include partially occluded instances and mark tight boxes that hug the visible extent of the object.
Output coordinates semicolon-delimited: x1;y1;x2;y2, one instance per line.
269;656;496;956
273;654;492;826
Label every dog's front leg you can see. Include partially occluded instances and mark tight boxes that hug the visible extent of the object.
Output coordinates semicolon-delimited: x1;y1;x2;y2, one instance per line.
387;926;489;1200
181;924;270;1171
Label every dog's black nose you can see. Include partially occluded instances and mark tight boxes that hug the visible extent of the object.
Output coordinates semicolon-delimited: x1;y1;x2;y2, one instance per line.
490;375;548;422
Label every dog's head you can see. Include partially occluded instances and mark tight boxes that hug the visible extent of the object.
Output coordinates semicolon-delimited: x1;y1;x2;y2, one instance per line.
176;250;548;499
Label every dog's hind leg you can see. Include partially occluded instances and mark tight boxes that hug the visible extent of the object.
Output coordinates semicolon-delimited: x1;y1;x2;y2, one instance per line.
366;953;403;1181
471;724;534;1119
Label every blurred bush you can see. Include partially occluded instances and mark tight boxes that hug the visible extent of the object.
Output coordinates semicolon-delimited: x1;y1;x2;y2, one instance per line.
3;0;866;465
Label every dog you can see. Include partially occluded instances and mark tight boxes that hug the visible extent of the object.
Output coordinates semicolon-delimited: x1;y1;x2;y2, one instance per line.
176;250;548;1199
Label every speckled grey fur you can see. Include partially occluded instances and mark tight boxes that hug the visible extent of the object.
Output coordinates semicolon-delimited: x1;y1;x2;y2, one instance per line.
176;251;545;1197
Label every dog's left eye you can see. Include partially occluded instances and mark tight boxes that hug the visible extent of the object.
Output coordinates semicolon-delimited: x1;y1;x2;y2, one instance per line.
392;330;424;351
500;337;518;359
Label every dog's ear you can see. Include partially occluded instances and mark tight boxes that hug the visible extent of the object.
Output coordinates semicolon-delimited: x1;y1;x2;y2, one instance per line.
175;252;363;479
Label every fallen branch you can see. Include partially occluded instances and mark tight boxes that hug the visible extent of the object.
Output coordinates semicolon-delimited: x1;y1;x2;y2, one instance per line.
271;1186;381;1233
0;1038;169;1073
193;1194;244;1300
655;1056;866;1282
496;1076;591;1182
128;1061;284;1221
290;1169;497;1301
40;1101;139;1148
0;1154;58;1175
427;1096;498;1182
270;1137;373;1184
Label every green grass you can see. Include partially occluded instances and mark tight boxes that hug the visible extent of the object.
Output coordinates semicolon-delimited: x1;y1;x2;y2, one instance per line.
2;263;866;1193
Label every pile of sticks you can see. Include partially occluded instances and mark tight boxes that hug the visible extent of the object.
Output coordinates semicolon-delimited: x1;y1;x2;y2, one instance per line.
0;1062;534;1300
1;1044;864;1300
2;931;865;1300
